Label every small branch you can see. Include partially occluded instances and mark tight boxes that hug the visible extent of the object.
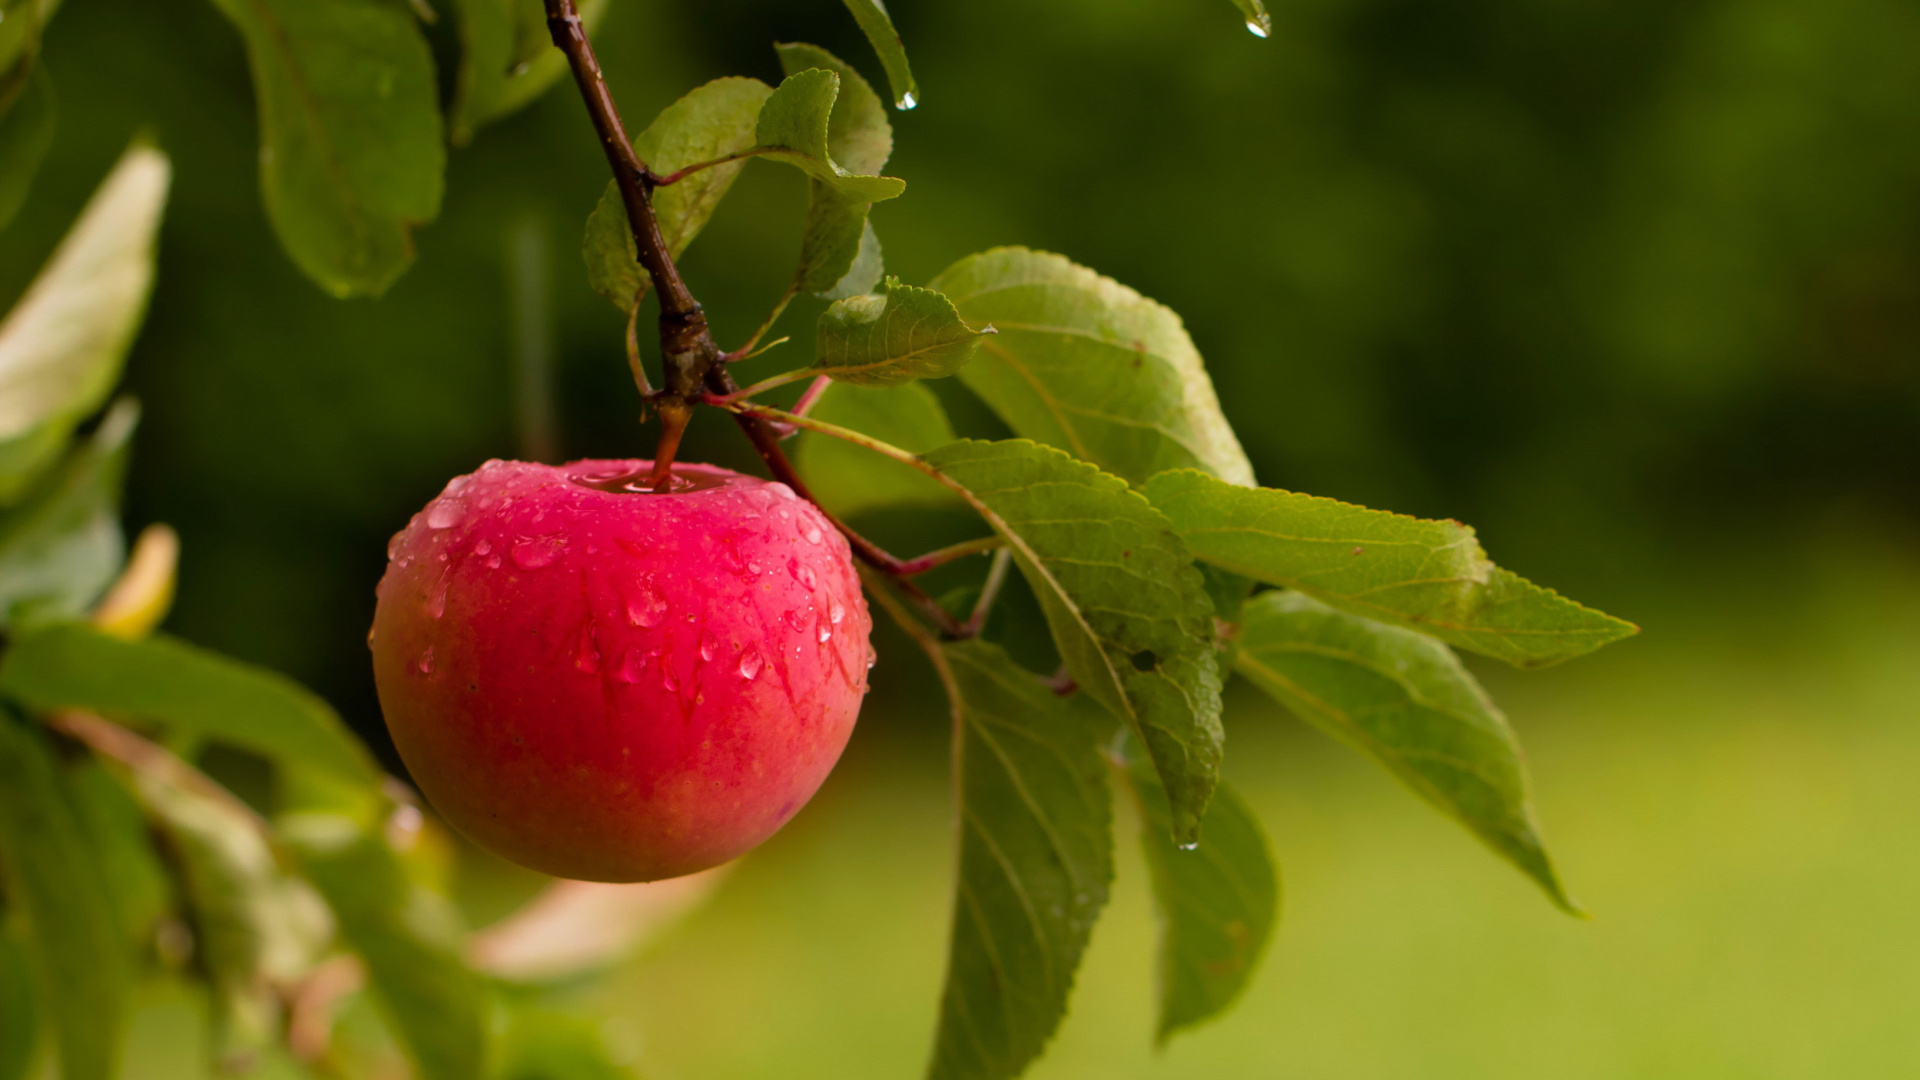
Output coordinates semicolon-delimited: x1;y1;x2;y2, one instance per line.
733;335;791;363
894;535;1003;577
714;368;817;406
624;298;654;401
653;146;779;186
725;282;800;361
767;374;831;439
964;547;1014;637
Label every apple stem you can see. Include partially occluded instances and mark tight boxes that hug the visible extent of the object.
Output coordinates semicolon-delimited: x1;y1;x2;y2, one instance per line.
648;400;692;490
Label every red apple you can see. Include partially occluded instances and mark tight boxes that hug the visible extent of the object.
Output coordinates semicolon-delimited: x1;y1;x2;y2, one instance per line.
369;458;872;882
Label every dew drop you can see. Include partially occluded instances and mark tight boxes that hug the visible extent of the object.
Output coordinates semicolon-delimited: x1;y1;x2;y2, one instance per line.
699;630;718;662
829;598;846;625
898;90;918;109
1245;16;1271;37
768;482;798;501
626;588;667;628
738;650;763;681
474;538;492;556
816;617;832;644
617;647;647;684
512;536;565;569
783;609;806;633
801;522;823;544
426;573;450;619
662;664;679;692
1178;840;1200;851
865;644;878;670
415;647;435;675
487;554;502;569
386;532;405;560
426;498;467;529
788;558;817;590
443;474;473;495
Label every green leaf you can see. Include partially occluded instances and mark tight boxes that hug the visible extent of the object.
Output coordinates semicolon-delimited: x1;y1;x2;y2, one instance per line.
582;77;773;310
449;0;608;144
0;0;50;82
283;818;490;1080
0;924;36;1080
1234;590;1578;911
0;713;131;1080
792;380;960;518
775;41;892;177
1143;469;1639;667
204;0;445;297
837;0;918;110
755;68;905;295
1121;749;1278;1041
1230;0;1272;38
0;622;384;807
0;145;167;501
919;439;1222;842
929;248;1255;489
928;640;1112;1080
0;62;54;234
0;398;134;628
812;279;989;386
493;1002;636;1080
63;756;171;951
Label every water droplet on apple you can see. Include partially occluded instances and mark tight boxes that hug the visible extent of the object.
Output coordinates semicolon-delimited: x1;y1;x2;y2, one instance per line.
662;665;680;692
738;650;763;681
387;532;405;559
427;498;467;529
487;554;502;569
511;536;564;569
617;647;647;684
426;574;450;619
783;609;806;632
416;647;435;675
474;538;492;556
788;558;817;590
698;630;718;662
626;588;667;628
768;482;798;501
829;598;846;625
816;617;832;644
801;522;824;544
865;644;878;670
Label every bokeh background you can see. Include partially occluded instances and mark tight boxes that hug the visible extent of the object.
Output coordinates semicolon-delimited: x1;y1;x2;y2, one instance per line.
6;0;1920;1074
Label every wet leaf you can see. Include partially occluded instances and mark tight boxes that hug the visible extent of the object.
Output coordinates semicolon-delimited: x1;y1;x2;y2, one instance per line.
930;248;1254;488
837;0;917;110
928;640;1112;1080
1229;0;1272;38
583;77;773;310
1144;469;1638;667
449;0;607;144
1120;746;1277;1041
756;67;904;294
0;399;135;628
1235;590;1578;910
920;439;1222;842
813;279;988;386
204;0;444;296
792;380;960;518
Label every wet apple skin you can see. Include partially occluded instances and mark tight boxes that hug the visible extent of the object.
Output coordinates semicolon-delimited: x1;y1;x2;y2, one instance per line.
370;458;872;882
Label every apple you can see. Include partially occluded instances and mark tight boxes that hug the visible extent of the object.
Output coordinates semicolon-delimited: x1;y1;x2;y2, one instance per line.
369;458;872;882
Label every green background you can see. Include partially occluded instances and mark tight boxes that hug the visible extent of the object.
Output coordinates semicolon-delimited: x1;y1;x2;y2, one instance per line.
5;0;1919;1073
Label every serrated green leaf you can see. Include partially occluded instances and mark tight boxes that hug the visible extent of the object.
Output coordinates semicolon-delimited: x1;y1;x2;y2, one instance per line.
449;0;607;144
1234;590;1578;911
0;146;167;502
0;622;383;808
583;76;774;310
775;42;891;175
930;248;1255;489
837;0;917;110
919;439;1222;842
1120;747;1277;1042
284;819;489;1080
0;62;54;234
1144;469;1638;667
1229;0;1272;38
813;280;988;386
204;0;444;297
928;640;1112;1080
821;216;884;300
0;398;134;628
0;924;35;1080
775;43;893;296
792;380;959;518
0;712;131;1080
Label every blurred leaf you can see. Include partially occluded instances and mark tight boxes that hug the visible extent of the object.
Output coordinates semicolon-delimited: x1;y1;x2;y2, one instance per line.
0;622;383;807
0;0;53;82
928;640;1112;1080
775;43;892;297
930;248;1255;489
0;924;35;1080
837;0;917;110
0;398;134;629
0;712;131;1080
0;61;53;234
0;146;166;501
63;754;171;951
492;1002;635;1080
793;380;959;517
920;439;1222;842
449;0;607;144
1197;564;1253;627
204;0;444;297
583;77;773;310
1234;590;1578;911
89;522;177;639
755;68;905;294
283;819;490;1080
1144;469;1639;667
1229;0;1271;38
774;41;892;176
821;217;884;300
65;715;333;1072
812;279;988;385
1120;746;1277;1041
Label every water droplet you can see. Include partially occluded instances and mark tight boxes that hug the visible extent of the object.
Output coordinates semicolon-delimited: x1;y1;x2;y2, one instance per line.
738;650;763;681
789;558;817;590
427;498;467;529
898;90;918;109
626;588;667;628
474;538;492;556
444;474;472;494
617;648;647;684
366;627;377;648
768;483;798;501
426;573;450;619
1178;840;1200;851
783;609;806;633
415;647;435;675
386;532;405;560
512;536;565;569
865;644;878;670
829;598;846;625
1245;16;1270;37
801;522;824;544
699;630;718;662
816;617;832;644
487;554;502;569
662;664;679;692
